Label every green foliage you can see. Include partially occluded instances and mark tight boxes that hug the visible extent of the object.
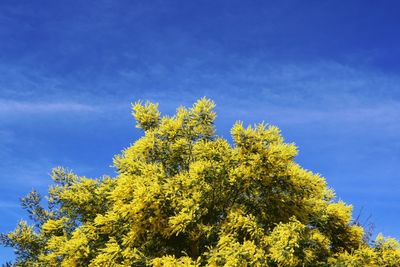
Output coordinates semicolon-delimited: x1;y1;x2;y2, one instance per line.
2;98;399;266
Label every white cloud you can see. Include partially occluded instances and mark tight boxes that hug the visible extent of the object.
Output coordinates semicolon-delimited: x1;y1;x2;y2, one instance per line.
0;99;98;113
1;57;399;130
0;201;19;208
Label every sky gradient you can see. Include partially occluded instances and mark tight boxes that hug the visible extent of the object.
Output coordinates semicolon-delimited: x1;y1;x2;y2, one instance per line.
1;0;400;261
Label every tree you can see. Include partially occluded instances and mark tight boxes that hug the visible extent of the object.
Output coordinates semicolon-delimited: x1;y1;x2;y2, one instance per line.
2;98;400;266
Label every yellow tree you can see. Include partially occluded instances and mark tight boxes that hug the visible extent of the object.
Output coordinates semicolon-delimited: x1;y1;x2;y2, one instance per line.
2;98;400;266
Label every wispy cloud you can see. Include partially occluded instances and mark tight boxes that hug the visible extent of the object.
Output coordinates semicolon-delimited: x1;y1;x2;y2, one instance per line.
0;99;98;114
225;101;400;127
0;201;19;208
1;57;399;135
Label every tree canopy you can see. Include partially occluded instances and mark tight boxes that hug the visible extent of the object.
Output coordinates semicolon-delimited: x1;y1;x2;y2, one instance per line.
2;98;400;266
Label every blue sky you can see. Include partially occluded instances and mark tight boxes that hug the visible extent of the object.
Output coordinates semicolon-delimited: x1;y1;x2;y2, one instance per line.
1;0;400;261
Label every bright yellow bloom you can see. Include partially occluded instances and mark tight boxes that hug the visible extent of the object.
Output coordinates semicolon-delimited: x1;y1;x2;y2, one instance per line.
2;98;399;266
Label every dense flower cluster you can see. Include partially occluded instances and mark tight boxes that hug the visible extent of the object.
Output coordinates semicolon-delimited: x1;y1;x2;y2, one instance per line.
2;98;400;266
